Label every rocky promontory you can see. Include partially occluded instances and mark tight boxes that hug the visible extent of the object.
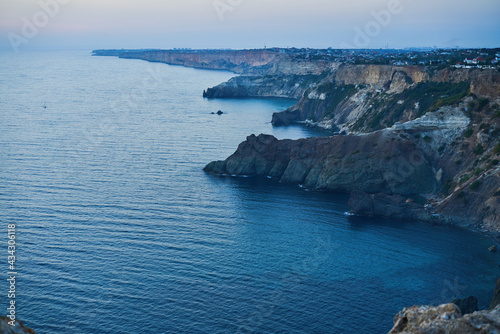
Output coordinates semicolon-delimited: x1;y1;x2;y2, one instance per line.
389;303;500;333
92;49;281;74
389;278;500;333
204;132;438;195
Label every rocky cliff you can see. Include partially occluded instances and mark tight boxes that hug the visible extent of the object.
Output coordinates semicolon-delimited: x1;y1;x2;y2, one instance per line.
109;49;281;74
205;93;500;230
202;58;338;99
389;303;500;333
272;66;500;133
389;278;500;333
94;48;500;230
203;73;328;99
204;132;439;195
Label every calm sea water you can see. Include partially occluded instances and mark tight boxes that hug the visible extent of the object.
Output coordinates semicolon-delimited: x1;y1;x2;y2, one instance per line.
1;50;499;334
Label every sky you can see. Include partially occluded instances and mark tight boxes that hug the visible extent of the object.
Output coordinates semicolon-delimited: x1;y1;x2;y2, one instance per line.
0;0;499;52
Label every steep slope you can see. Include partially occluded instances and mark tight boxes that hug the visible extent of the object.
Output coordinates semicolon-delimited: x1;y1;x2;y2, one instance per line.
203;73;328;99
272;66;500;134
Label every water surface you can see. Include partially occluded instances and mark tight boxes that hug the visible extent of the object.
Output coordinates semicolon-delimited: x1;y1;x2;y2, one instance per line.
0;51;498;334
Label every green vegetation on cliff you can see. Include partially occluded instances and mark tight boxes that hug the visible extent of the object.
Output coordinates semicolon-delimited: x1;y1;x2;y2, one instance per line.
304;84;358;121
351;81;470;131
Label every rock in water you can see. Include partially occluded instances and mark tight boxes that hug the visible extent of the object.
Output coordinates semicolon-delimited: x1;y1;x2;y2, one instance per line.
489;245;498;252
452;296;479;314
216;110;224;115
389;303;500;333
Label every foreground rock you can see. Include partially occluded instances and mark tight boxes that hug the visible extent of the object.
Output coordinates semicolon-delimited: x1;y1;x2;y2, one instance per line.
204;132;438;196
0;316;36;334
389;303;500;333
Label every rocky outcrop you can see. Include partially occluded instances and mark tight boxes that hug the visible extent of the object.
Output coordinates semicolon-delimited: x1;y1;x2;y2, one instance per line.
389;303;500;333
391;106;470;133
333;65;427;90
348;191;431;221
391;279;500;333
0;317;36;334
435;170;500;230
204;132;439;195
202;58;339;99
431;67;500;98
203;74;320;99
206;94;500;229
271;66;498;133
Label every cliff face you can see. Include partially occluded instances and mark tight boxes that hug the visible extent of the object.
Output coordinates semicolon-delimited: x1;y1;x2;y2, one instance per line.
206;94;500;229
390;303;500;333
117;49;280;74
203;73;327;99
272;66;499;134
202;58;338;99
204;132;439;195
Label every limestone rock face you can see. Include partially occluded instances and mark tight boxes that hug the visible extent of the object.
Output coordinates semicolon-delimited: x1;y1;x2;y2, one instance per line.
203;74;310;99
389;304;500;334
119;49;280;74
0;316;36;334
204;132;439;196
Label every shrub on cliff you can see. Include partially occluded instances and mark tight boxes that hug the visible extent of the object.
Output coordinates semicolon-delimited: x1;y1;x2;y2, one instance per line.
470;181;481;191
474;144;484;155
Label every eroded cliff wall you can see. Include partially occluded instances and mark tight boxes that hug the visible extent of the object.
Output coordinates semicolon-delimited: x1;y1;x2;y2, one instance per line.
118;49;280;74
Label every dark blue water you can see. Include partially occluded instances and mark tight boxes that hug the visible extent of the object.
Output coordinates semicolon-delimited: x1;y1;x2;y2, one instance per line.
1;51;499;334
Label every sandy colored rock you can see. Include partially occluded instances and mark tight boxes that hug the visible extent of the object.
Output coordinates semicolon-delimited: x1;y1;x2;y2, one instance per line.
390;303;500;334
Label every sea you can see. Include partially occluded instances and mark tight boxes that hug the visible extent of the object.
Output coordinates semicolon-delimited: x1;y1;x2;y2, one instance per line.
0;50;499;334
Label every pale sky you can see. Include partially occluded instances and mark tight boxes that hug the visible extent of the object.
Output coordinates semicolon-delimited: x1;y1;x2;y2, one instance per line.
0;0;499;52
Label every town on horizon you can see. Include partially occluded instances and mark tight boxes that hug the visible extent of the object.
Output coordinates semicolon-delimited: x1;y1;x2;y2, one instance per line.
93;47;500;69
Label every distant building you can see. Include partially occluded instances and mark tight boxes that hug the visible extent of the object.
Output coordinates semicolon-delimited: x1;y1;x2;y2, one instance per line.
473;57;486;64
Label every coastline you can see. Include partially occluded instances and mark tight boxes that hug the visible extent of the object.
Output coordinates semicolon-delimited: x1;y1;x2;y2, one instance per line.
94;48;500;237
